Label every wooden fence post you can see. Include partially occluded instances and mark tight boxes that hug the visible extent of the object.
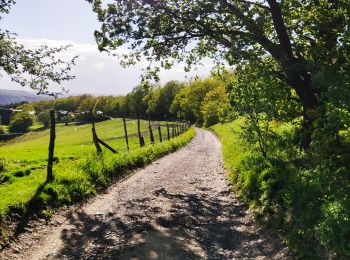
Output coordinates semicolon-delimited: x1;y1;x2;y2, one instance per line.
174;121;177;136
157;121;162;143
167;121;170;140
90;112;116;154
123;117;129;151
47;110;56;182
149;119;155;144
96;137;117;153
92;120;102;154
138;118;145;147
176;121;179;136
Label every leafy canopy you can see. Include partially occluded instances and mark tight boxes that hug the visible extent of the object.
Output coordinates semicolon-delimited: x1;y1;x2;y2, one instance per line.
87;0;350;76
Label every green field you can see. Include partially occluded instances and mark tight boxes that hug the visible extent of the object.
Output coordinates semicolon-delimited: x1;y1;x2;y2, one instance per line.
0;119;164;160
0;119;173;178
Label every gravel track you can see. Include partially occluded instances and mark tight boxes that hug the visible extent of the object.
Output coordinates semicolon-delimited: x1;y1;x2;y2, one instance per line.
1;128;289;260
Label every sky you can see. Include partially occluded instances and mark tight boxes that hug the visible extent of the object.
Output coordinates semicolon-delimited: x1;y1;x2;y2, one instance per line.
0;0;212;96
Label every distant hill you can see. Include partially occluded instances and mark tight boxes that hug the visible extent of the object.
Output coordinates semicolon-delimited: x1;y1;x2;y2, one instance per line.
0;89;52;105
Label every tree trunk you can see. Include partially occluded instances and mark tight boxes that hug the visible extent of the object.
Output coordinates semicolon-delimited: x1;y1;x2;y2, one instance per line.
47;110;56;182
284;60;319;147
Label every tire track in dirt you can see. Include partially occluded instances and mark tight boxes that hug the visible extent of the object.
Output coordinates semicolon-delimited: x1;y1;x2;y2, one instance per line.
1;128;290;260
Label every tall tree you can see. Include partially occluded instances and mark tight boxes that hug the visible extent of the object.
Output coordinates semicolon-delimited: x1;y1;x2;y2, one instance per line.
87;0;350;141
146;81;184;119
170;77;221;123
0;0;76;96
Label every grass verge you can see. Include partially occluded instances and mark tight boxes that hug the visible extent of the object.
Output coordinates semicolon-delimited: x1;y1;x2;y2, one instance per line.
210;119;246;185
212;120;350;258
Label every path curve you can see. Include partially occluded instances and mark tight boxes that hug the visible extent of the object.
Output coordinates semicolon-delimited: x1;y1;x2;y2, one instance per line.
1;128;289;260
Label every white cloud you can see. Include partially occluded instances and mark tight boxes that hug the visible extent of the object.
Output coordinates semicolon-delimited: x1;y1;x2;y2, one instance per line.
0;38;214;96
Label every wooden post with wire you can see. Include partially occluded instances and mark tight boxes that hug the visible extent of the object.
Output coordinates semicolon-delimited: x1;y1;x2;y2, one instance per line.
122;117;129;151
175;121;178;137
167;121;170;140
149;119;155;144
138;118;145;147
91;112;116;154
92;121;102;155
172;120;175;138
157;121;162;143
47;110;56;182
97;137;117;153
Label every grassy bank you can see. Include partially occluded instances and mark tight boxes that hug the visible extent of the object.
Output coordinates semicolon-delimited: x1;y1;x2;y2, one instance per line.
212;120;350;258
210;119;246;185
0;127;195;245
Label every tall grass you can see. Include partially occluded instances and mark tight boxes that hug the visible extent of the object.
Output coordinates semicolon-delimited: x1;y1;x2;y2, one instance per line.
210;119;247;184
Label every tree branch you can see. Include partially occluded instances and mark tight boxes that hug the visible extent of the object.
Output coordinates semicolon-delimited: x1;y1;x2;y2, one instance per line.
266;0;293;61
220;0;288;62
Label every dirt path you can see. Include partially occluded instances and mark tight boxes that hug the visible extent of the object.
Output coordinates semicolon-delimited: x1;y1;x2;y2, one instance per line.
1;128;289;260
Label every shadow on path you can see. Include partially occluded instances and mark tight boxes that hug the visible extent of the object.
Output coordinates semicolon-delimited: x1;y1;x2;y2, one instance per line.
53;188;286;259
13;181;50;238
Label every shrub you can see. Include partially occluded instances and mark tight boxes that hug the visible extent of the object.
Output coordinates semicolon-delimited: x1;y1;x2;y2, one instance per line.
201;85;232;127
37;111;50;128
0;126;4;135
60;115;73;126
8;112;33;133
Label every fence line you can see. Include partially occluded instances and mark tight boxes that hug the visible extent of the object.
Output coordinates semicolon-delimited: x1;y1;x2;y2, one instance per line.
1;108;191;182
90;116;190;155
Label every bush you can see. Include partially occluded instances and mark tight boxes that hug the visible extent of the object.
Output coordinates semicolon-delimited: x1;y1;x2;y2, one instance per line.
201;85;232;127
37;111;50;128
60;115;74;126
0;126;4;135
8;112;33;133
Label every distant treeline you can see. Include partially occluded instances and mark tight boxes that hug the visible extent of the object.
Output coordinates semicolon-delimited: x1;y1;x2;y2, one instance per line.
12;75;233;129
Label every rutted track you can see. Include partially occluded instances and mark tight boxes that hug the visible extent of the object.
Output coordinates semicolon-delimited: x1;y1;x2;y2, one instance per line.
1;128;289;260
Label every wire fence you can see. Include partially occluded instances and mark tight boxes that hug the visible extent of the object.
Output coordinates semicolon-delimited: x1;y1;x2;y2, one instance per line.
0;107;191;182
